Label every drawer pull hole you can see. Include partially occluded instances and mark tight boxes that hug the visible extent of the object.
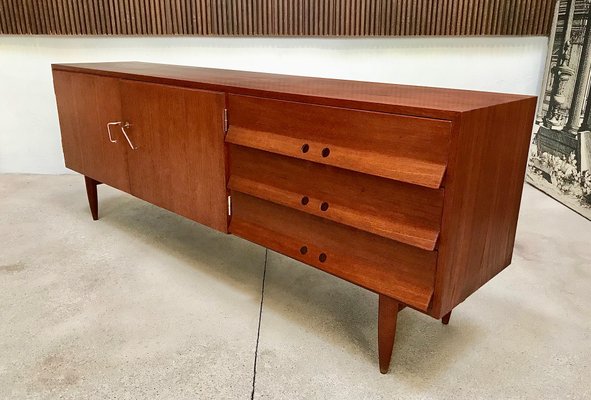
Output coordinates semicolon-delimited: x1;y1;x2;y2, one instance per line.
301;196;309;205
321;148;330;157
319;253;327;262
301;144;310;153
320;202;329;211
300;246;308;255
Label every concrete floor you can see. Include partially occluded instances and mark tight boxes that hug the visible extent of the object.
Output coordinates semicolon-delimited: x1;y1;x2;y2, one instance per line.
0;174;589;400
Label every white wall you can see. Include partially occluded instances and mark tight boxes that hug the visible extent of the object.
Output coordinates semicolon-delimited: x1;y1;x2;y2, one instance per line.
0;36;548;174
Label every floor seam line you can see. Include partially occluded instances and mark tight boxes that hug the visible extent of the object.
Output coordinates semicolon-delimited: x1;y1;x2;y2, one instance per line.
250;248;268;400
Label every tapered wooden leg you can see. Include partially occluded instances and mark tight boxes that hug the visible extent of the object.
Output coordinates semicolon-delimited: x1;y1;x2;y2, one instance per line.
378;294;399;374
84;176;100;221
442;310;452;325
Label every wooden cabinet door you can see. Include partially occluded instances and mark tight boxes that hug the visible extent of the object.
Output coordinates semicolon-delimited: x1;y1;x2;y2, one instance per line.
120;80;228;232
53;71;130;192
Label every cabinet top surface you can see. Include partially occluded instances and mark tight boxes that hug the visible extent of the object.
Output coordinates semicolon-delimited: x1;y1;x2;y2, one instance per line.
52;61;535;119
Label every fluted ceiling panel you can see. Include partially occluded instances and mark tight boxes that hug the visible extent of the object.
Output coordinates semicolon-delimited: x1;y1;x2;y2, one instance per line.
0;0;557;36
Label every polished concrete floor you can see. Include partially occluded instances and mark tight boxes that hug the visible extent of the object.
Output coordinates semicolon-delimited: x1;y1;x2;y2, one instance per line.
0;174;589;399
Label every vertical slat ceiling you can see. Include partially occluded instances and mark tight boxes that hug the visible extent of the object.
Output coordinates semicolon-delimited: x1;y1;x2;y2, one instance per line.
0;0;556;36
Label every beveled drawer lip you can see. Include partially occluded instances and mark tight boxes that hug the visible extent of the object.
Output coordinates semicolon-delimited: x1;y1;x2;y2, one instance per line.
226;95;453;189
227;144;445;250
230;178;441;248
227;126;449;189
229;191;437;311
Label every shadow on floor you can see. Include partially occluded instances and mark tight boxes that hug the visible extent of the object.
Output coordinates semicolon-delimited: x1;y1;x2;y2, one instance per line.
96;190;497;383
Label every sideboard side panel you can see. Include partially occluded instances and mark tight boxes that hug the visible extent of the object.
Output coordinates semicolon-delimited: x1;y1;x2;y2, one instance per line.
432;97;537;318
53;70;84;173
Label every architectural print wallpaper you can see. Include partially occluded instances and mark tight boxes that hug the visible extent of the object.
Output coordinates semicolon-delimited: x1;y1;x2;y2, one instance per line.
528;0;591;220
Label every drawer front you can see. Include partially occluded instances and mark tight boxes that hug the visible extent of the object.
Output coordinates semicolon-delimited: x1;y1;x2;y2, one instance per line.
229;192;437;311
229;145;444;251
226;95;452;189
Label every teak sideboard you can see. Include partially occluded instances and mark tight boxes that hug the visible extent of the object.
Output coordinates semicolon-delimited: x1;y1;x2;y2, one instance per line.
52;62;536;374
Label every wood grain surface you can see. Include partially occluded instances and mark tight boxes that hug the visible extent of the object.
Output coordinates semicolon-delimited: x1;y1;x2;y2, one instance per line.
52;71;130;192
228;145;444;250
52;62;534;120
121;80;229;232
229;192;437;311
431;96;538;318
226;94;452;188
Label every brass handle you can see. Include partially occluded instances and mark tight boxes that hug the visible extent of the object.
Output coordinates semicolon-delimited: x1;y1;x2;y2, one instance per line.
106;121;137;149
106;121;121;143
120;122;138;150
